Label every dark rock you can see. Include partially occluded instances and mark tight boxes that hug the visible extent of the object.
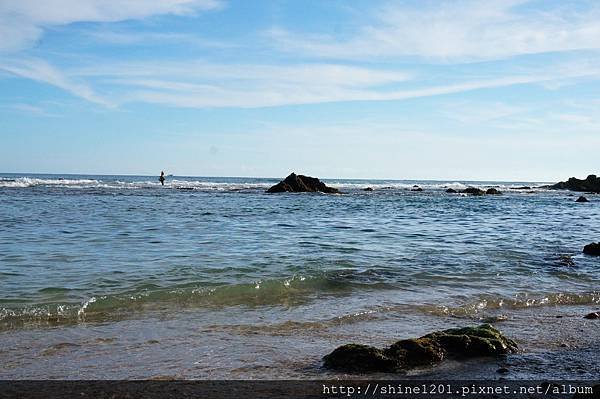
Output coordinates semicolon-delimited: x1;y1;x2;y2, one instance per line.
510;186;531;190
424;324;518;357
385;338;445;368
446;188;457;193
363;187;374;191
584;312;600;320
551;174;600;193
461;187;485;196
322;344;396;372
266;173;339;194
323;324;517;373
558;255;575;267
496;367;510;374
413;185;419;188
486;188;502;195
411;187;423;192
576;196;589;203
583;243;600;256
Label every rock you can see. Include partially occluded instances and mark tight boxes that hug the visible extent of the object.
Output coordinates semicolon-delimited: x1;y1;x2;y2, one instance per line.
266;173;339;194
411;187;423;192
510;186;531;190
558;255;575;267
323;324;517;373
423;324;517;358
496;367;509;374
363;187;374;191
551;174;600;193
584;312;600;320
486;188;502;195
576;196;589;203
461;187;485;196
322;344;396;372
583;243;600;256
385;338;445;368
446;188;457;193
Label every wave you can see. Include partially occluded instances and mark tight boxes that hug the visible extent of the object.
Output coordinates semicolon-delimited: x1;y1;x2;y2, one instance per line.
0;176;550;192
417;292;600;318
2;268;599;330
0;273;392;329
0;177;272;191
0;177;100;188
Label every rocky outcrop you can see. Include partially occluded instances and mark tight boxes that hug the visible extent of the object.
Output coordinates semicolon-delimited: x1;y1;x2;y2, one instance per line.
266;173;339;194
363;187;374;192
461;187;485;196
583;242;600;256
323;324;517;373
576;196;589;203
411;187;423;192
584;312;600;320
446;188;457;193
551;175;600;193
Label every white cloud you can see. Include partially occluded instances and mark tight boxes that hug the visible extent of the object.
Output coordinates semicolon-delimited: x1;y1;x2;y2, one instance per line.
0;58;111;106
0;0;222;52
4;56;600;109
269;0;600;61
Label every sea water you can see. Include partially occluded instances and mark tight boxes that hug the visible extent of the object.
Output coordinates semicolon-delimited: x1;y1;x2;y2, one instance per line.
1;174;599;379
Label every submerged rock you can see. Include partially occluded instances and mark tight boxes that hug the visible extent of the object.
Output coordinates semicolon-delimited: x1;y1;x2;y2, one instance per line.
411;187;423;192
322;344;396;372
584;312;600;320
583;242;600;256
486;188;502;195
551;175;600;193
576;196;589;203
323;324;517;373
461;187;485;196
266;173;339;194
445;188;457;193
510;186;531;190
558;254;575;267
363;187;374;192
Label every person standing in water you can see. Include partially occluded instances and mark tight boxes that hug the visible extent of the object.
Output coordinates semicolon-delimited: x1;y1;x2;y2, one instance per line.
159;171;166;186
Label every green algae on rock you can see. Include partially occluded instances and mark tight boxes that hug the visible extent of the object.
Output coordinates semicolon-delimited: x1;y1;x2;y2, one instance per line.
323;324;517;373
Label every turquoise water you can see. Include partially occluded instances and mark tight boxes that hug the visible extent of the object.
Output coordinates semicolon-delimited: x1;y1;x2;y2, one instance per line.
1;174;599;378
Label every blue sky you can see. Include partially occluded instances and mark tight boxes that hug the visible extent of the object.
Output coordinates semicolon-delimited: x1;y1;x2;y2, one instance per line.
1;0;599;181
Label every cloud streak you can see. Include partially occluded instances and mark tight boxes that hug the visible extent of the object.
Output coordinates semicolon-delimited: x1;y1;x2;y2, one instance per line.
0;0;222;52
269;0;600;61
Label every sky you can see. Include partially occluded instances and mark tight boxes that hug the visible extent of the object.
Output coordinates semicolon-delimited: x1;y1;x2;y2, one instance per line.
1;0;599;181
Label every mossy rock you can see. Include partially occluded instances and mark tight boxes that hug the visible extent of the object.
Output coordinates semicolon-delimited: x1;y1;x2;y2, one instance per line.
385;337;445;367
424;324;518;356
322;344;396;372
323;324;517;373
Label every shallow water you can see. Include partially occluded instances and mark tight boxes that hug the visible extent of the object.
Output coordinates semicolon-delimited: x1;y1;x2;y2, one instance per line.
1;174;599;379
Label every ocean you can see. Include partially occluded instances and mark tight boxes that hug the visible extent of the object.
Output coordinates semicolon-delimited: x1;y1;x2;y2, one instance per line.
1;173;599;379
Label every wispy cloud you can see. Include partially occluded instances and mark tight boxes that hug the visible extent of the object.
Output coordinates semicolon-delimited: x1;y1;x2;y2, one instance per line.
269;0;600;61
4;56;600;109
3;103;59;117
0;58;111;106
0;0;223;52
95;59;600;108
84;30;235;48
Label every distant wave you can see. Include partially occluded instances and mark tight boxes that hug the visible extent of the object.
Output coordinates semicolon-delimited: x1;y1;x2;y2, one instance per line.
0;176;549;192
